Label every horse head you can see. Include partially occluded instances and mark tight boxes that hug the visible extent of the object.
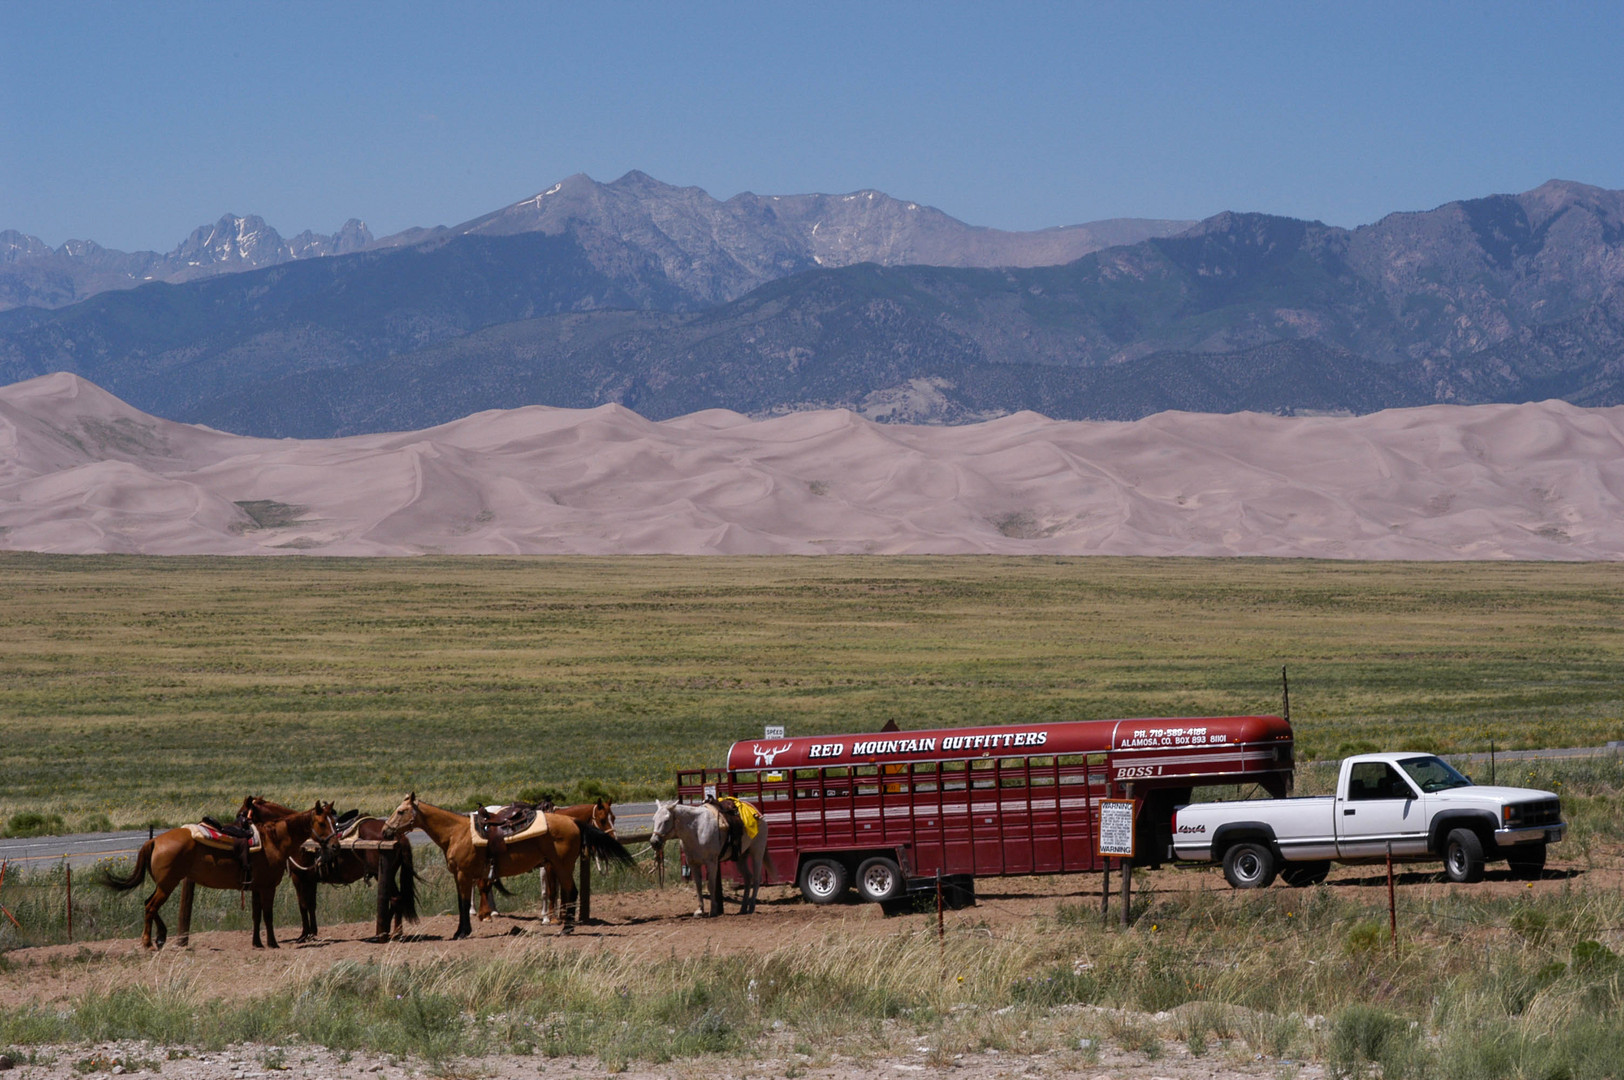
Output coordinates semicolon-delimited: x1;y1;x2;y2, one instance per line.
309;800;338;845
382;793;418;839
648;799;677;850
595;797;617;836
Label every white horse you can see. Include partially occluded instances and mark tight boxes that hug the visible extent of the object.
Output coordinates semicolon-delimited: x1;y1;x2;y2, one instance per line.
649;798;771;917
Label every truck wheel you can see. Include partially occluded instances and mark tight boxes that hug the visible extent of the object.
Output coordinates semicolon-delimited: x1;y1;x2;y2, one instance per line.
1280;860;1331;887
855;857;905;903
1444;828;1485;883
1222;842;1278;889
1506;843;1546;881
798;858;850;904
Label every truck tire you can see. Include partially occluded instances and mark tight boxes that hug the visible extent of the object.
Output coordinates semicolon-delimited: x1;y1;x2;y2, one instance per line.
1444;828;1486;883
1280;860;1331;887
855;857;905;903
1506;843;1546;881
798;858;850;904
1222;842;1278;889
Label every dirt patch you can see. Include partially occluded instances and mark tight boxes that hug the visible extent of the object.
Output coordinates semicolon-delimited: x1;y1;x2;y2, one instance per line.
0;1040;1324;1080
4;856;1615;1011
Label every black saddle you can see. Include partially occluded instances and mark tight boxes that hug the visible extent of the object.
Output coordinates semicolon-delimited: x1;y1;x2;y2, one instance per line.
476;802;538;838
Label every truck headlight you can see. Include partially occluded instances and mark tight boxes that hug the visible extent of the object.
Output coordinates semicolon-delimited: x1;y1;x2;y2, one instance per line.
1502;804;1523;826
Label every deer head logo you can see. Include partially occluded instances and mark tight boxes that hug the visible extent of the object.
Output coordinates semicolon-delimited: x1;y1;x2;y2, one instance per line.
753;742;794;767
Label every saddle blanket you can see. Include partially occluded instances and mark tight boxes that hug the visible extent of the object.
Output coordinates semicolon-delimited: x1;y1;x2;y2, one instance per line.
717;797;761;841
468;809;551;847
186;822;262;852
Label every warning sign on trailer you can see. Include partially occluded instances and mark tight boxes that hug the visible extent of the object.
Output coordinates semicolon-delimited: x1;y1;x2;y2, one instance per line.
1097;798;1137;857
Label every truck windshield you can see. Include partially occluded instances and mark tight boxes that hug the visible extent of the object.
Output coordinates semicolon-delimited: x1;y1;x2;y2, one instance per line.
1398;756;1473;793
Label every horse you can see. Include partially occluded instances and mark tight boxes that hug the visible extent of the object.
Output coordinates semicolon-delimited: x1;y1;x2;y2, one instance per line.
100;800;336;949
242;796;418;943
382;793;634;939
536;798;618;924
648;798;771;917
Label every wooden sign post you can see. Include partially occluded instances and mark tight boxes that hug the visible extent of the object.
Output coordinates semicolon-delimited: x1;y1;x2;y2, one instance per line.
1097;797;1138;928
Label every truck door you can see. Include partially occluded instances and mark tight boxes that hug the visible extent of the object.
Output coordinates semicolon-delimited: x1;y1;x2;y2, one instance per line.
1336;761;1428;858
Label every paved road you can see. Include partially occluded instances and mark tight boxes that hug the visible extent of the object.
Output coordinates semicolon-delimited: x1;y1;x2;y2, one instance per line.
0;803;658;871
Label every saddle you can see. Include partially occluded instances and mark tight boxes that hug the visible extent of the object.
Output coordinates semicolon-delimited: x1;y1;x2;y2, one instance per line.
191;820;262;851
705;795;753;864
474;802;539;838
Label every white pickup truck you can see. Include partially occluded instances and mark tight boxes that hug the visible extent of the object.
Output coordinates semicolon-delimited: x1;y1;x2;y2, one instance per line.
1171;752;1564;888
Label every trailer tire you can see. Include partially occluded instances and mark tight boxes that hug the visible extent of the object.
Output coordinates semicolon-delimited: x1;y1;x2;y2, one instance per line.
1506;843;1546;881
1222;842;1277;889
1444;828;1485;883
855;857;904;903
1280;860;1331;887
799;858;850;905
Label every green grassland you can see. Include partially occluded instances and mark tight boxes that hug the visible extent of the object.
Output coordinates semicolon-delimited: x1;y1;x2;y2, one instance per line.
1;554;1622;828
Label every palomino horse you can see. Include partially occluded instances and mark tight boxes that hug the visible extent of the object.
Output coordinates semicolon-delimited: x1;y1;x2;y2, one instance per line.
244;796;418;943
536;799;617;924
383;793;634;939
649;798;772;917
101;801;336;949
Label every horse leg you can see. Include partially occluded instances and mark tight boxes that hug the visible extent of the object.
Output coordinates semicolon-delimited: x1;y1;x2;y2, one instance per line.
453;875;474;940
176;879;194;946
558;863;576;935
295;872;318;942
709;857;724;918
250;888;265;948
538;864;552;925
691;859;708;917
142;886;171;950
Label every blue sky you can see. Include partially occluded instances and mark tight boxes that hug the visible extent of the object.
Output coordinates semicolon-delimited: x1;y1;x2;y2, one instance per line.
4;1;1622;251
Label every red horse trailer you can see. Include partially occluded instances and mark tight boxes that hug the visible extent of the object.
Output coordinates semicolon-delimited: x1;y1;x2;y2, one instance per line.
676;714;1294;904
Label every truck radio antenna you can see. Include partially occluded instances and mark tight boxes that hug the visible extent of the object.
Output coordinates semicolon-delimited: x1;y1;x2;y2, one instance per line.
1281;665;1290;724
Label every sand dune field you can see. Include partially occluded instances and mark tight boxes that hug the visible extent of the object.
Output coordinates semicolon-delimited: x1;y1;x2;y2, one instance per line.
1;372;1621;558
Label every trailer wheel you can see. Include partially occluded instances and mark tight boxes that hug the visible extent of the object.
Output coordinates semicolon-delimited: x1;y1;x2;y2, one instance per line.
855;857;904;903
1280;860;1331;887
798;858;850;904
1444;828;1485;883
1506;842;1546;881
1222;842;1277;889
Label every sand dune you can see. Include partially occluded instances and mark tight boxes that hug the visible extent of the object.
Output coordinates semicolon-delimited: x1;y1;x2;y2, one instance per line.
2;372;1622;558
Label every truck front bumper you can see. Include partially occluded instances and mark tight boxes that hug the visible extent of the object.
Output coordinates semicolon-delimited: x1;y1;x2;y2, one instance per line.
1495;824;1564;846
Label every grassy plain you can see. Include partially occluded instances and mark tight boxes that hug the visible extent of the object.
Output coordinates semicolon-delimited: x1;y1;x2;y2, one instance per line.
1;554;1622;828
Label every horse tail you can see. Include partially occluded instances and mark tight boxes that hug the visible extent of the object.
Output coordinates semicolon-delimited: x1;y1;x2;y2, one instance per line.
395;838;419;924
100;839;154;893
579;822;637;868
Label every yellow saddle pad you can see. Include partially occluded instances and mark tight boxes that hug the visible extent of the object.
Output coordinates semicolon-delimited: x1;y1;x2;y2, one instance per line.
468;810;552;847
186;823;262;852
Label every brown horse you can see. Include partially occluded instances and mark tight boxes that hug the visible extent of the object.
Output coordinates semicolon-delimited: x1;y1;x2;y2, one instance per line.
536;799;618;923
101;801;336;949
235;796;418;943
383;793;634;939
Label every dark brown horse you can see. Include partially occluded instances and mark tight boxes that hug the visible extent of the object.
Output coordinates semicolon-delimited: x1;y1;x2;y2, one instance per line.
535;799;618;923
101;801;336;949
383;793;634;939
233;797;418;943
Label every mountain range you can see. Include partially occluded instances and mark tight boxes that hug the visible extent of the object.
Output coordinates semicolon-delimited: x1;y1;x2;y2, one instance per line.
2;173;1622;436
0;172;1190;312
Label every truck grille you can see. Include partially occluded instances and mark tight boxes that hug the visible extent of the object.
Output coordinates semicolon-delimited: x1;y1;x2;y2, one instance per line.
1517;799;1561;827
